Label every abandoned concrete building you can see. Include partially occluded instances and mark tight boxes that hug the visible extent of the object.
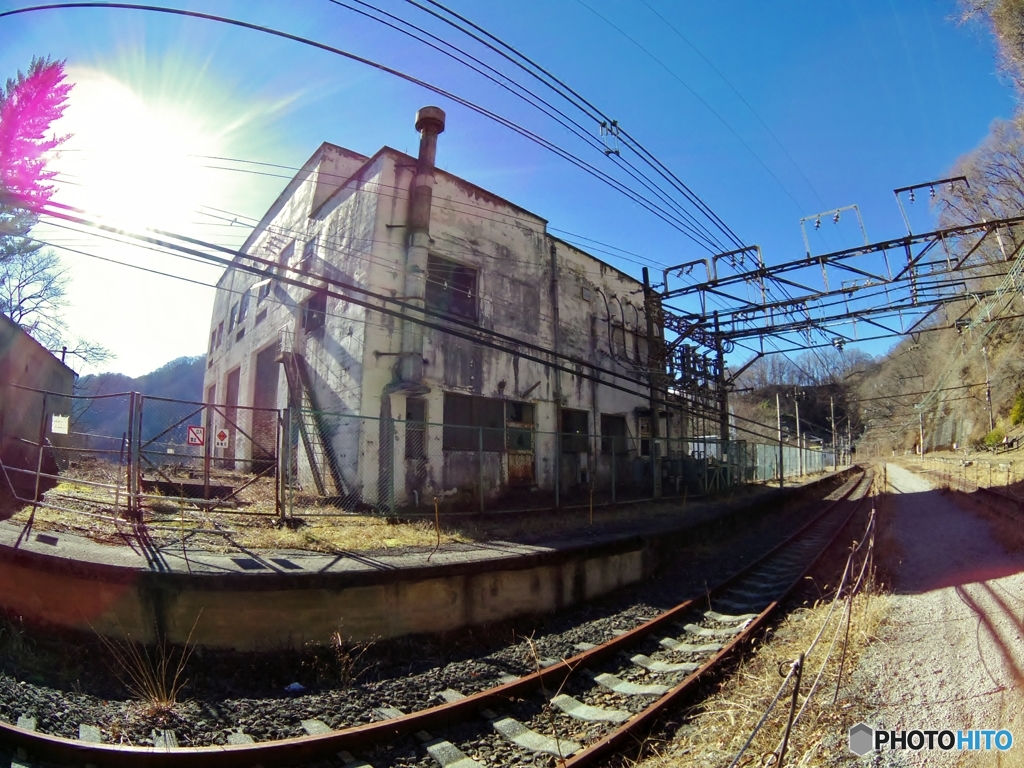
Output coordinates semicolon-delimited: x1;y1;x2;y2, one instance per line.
203;107;663;509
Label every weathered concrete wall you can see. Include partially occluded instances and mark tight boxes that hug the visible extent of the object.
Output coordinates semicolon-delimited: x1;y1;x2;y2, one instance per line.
0;539;645;649
0;314;75;491
0;470;853;649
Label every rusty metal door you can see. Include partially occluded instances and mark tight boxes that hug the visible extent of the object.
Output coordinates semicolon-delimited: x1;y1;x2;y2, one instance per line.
506;402;534;486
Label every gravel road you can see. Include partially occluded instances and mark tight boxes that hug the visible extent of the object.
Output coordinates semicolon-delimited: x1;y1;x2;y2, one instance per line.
848;462;1024;766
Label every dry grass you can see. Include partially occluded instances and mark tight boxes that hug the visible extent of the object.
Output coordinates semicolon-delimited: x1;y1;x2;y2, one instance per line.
1;458;789;554
635;592;890;768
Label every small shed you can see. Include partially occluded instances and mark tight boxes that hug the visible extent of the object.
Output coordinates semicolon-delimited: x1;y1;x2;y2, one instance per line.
0;313;75;496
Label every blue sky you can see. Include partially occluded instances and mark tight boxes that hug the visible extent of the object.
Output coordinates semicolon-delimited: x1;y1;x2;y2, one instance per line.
0;0;1015;375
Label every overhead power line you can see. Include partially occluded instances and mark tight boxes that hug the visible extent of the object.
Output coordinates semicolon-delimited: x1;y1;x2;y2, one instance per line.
2;1;737;253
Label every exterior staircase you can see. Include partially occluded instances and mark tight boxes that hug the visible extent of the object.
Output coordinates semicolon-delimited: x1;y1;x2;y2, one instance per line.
277;330;347;498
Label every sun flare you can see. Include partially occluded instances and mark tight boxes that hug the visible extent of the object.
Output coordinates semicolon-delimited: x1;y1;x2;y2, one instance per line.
51;70;224;233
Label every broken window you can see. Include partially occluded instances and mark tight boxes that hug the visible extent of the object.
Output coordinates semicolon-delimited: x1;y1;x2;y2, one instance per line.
256;278;272;304
601;414;628;454
561;409;589;453
426;254;477;321
405;398;426;460
506;402;534;452
276;241;295;276
238;290;250;323
302;291;327;333
216;321;224;348
443;394;531;452
229;303;239;331
299;237;317;274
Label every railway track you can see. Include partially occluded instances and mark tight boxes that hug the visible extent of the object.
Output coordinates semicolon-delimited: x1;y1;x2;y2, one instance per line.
0;470;872;768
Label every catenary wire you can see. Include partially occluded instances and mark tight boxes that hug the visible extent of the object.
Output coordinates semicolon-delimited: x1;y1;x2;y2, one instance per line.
0;2;731;252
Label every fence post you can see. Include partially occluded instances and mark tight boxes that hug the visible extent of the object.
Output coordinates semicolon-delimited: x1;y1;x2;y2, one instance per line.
274;410;283;519
611;435;617;506
129;392;142;521
126;392;136;519
389;418;396;514
31;392;48;509
554;431;561;510
203;401;212;502
478;426;485;514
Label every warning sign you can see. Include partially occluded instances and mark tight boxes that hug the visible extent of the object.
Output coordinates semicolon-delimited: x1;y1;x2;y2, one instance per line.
50;414;69;435
215;429;229;448
187;426;205;446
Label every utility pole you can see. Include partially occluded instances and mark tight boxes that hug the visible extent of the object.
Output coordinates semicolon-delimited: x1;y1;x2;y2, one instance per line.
643;268;661;499
794;389;803;477
714;311;729;443
776;391;784;487
983;346;994;432
917;406;925;457
830;396;837;472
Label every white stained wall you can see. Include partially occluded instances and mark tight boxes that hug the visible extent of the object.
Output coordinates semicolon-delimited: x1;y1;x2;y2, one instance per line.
204;140;654;506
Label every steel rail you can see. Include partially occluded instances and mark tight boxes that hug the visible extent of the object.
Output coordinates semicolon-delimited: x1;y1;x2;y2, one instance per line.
563;469;873;766
0;469;866;767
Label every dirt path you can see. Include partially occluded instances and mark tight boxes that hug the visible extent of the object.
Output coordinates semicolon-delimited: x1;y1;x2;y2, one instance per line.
848;463;1024;765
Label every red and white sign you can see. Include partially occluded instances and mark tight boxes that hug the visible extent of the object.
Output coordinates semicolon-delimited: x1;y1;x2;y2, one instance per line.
215;429;229;448
187;426;205;446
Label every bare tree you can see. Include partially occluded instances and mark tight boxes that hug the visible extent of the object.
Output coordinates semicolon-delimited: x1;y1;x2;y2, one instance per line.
0;57;111;366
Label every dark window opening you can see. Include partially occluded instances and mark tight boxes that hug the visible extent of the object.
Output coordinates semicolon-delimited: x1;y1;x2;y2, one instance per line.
601;414;628;454
229;303;239;332
257;281;271;304
640;416;651;456
443;394;531;452
302;291;327;333
255;308;268;326
561;409;589;453
216;321;224;348
426;254;477;321
506;401;534;452
209;330;216;356
235;328;245;342
405;398;426;460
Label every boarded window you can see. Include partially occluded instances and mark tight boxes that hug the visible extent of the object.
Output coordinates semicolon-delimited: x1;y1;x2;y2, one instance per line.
561;409;589;453
601;414;628;454
426;254;477;321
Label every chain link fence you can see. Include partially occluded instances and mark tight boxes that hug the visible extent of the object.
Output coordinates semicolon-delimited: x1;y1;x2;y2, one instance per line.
0;385;837;522
283;410;836;516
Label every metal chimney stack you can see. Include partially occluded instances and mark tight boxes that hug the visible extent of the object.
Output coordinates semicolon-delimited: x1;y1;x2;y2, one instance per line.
399;106;446;389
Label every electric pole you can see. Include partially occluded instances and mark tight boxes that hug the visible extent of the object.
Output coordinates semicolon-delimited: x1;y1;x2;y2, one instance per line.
983;346;994;433
831;396;837;472
776;391;784;487
794;388;803;477
643;268;661;499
